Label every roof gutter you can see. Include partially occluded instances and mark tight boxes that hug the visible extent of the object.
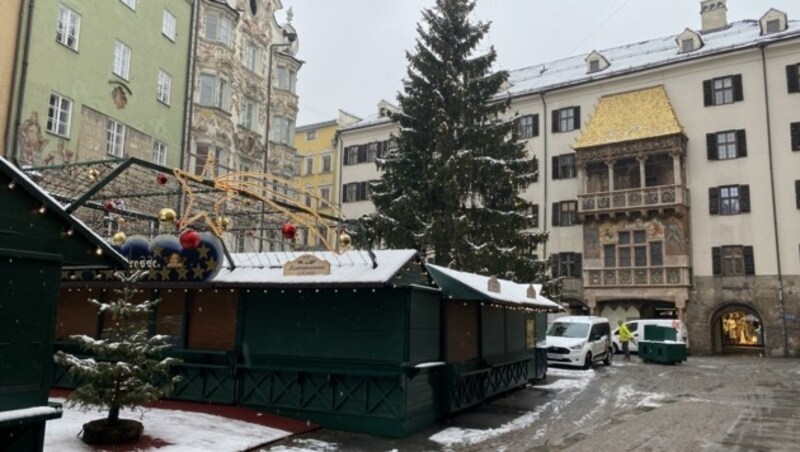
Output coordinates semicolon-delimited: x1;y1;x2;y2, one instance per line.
9;0;35;166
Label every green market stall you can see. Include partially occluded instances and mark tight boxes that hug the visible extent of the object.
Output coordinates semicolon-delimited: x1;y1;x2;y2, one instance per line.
426;264;562;414
0;157;126;452
53;248;560;437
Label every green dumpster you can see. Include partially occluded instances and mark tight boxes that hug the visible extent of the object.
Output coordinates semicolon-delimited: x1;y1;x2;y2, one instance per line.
638;325;687;364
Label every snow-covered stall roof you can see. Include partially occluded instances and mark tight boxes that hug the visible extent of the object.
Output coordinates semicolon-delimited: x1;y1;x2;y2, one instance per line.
426;264;562;312
504;19;800;98
212;249;420;286
0;156;127;267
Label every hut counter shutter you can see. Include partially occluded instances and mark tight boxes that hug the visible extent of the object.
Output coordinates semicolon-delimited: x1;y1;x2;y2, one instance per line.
57;289;101;340
187;290;237;350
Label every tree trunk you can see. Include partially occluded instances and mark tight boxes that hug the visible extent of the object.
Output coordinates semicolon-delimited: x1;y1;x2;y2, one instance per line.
108;405;120;422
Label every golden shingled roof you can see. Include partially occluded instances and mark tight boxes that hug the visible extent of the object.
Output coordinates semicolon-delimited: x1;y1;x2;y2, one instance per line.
573;86;683;149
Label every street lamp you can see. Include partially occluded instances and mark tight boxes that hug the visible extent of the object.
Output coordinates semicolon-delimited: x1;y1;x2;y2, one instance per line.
259;29;297;252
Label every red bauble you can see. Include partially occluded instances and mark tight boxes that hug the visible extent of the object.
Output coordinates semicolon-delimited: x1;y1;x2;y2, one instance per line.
281;223;297;240
103;200;114;211
156;173;169;185
179;230;201;249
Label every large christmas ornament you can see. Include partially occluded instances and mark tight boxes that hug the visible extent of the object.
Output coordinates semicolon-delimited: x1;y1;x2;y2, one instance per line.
339;232;352;247
179;230;201;249
158;208;177;224
156;173;169;185
88;168;100;181
103;200;114;211
281;223;297;240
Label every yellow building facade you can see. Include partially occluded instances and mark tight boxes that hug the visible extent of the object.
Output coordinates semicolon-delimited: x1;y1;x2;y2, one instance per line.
293;111;359;249
0;0;22;155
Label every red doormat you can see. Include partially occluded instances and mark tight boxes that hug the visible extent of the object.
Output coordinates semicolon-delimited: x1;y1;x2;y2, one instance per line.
49;388;318;435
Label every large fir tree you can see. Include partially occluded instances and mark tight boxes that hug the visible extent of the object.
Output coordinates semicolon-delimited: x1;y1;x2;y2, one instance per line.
370;0;547;283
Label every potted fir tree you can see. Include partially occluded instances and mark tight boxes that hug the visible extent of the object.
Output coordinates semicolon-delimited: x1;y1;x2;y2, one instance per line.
54;271;181;445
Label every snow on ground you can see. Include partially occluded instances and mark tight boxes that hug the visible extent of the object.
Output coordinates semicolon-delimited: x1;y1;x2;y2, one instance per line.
429;367;596;449
266;438;340;452
44;398;292;452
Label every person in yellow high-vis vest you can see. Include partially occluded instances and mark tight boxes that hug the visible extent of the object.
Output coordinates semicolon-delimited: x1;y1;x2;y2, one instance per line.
618;320;634;360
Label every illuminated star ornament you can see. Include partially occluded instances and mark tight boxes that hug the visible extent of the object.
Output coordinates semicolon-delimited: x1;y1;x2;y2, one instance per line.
172;154;349;252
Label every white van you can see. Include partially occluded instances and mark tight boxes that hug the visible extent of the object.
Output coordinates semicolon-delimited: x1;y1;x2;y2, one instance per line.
611;319;689;354
546;316;613;370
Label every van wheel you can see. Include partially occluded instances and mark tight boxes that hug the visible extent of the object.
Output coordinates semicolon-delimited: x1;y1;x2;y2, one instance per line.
583;352;592;370
604;347;613;366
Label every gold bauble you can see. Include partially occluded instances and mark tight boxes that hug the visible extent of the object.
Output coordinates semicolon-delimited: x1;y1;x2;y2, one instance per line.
111;231;127;246
158;208;177;223
339;232;352;247
214;216;232;231
88;168;100;181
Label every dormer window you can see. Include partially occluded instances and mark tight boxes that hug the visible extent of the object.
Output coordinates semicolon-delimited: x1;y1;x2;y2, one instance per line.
585;51;609;74
759;9;788;35
767;19;780;33
676;28;702;54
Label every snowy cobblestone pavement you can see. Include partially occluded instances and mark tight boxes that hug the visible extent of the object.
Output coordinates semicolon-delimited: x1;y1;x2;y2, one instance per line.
261;356;800;451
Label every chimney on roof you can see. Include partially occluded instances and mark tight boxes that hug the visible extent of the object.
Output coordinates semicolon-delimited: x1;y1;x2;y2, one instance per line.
700;0;728;32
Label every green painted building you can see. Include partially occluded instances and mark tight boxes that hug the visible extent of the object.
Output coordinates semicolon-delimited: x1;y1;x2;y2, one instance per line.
5;0;194;169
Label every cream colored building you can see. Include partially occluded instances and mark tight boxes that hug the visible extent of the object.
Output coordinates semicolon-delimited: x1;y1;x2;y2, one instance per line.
338;2;800;356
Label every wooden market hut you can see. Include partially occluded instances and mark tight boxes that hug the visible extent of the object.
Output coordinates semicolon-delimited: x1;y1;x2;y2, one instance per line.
53;248;561;437
0;157;126;452
425;264;559;414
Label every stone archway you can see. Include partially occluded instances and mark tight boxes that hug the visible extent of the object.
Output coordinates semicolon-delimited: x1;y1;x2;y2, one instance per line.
710;304;765;355
562;297;590;316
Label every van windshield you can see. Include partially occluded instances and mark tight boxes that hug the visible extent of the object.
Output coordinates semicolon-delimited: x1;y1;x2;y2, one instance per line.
547;322;589;338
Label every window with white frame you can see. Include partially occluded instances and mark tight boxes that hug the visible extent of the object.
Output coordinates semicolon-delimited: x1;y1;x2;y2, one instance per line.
162;10;176;41
152;140;167;166
553;106;580;133
275;66;295;92
157;69;172;105
306;130;317;141
240;98;256;129
244;42;258;72
305;157;314;175
56;5;81;50
271;116;294;145
46;92;72;137
517;114;538;139
204;11;232;46
198;73;230;110
120;0;136;11
106;119;126;157
112;40;131;80
321;154;332;172
320;186;330;202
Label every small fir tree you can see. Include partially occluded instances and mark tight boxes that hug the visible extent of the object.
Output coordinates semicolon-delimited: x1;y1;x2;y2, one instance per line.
54;272;180;426
371;0;551;284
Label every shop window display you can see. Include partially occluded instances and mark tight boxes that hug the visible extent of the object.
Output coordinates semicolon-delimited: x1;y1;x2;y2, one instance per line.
721;311;762;346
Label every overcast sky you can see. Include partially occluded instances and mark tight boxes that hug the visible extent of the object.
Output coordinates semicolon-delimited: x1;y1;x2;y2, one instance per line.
279;1;800;126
